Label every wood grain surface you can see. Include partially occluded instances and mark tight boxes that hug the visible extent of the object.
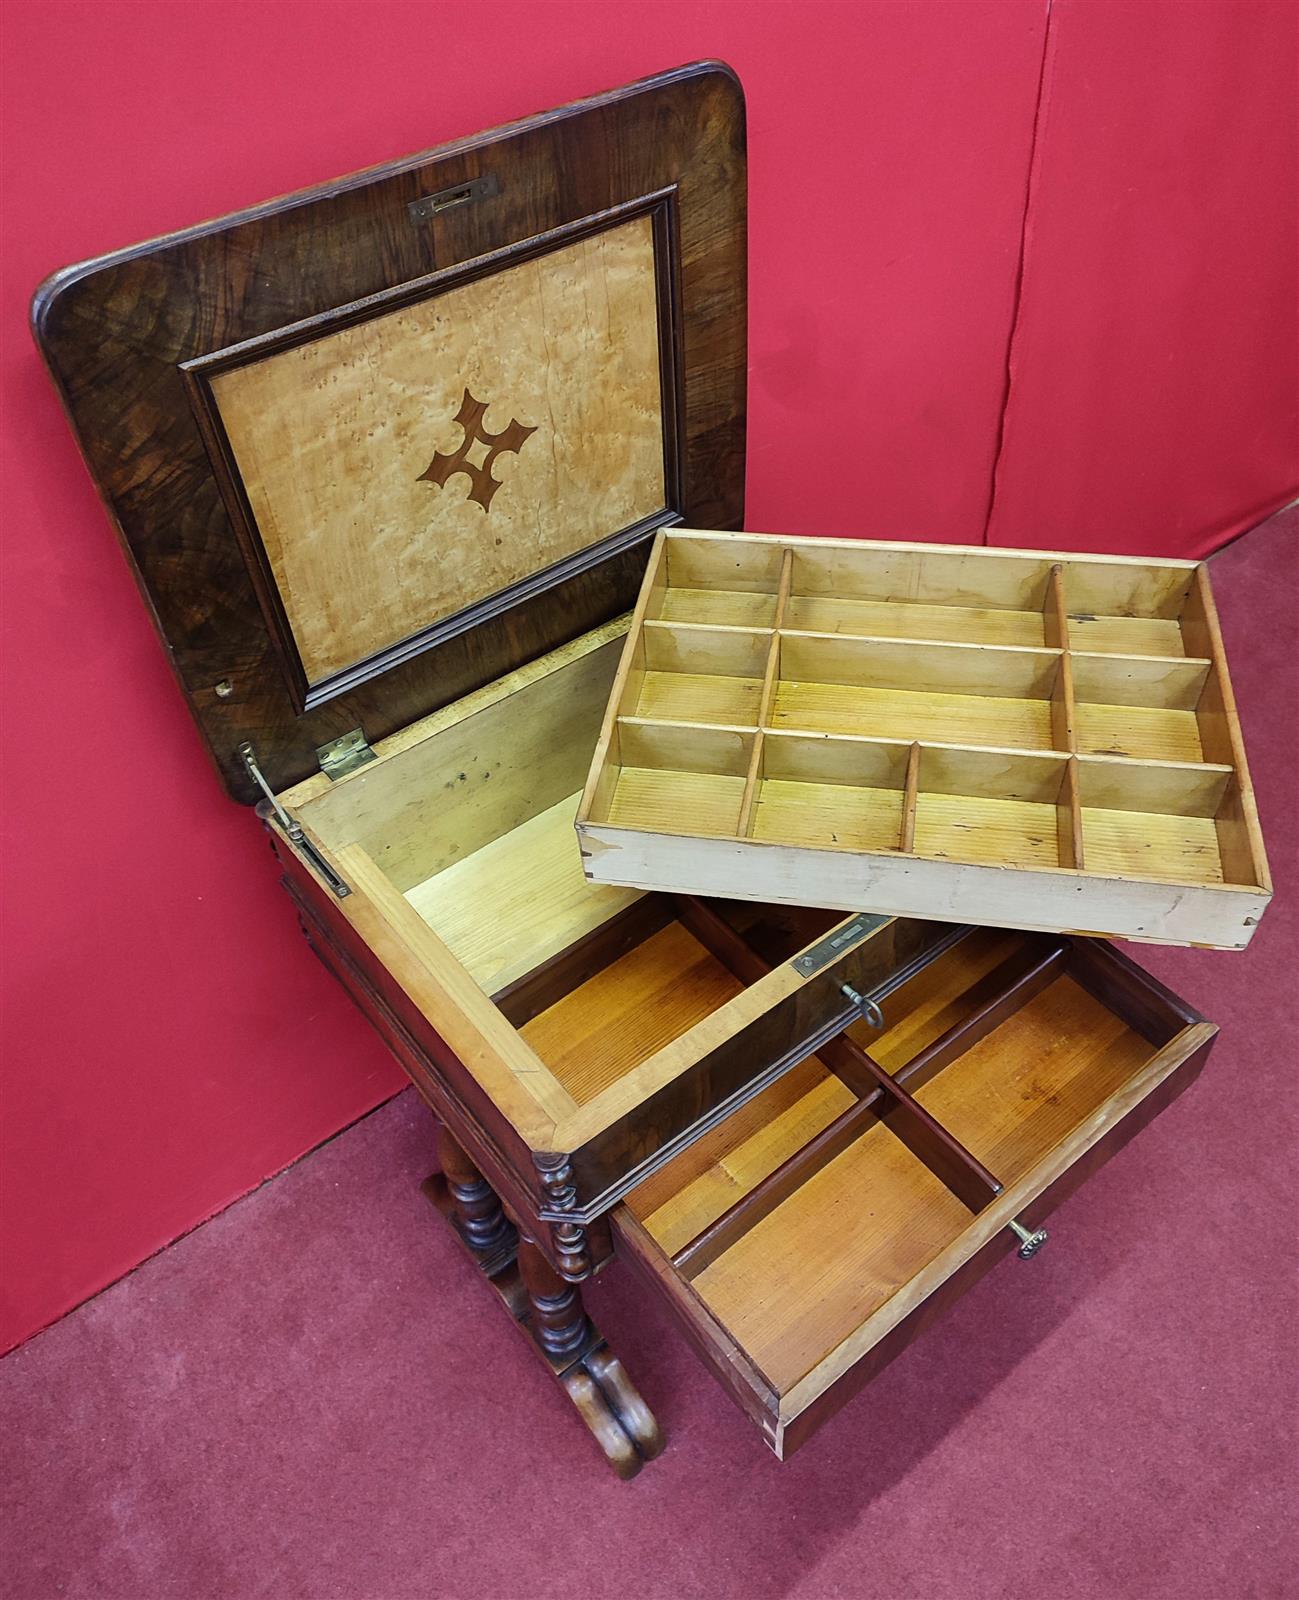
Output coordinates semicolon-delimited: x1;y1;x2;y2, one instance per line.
210;216;664;683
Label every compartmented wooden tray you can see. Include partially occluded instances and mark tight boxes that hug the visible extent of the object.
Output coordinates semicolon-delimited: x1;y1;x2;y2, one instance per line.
577;531;1271;949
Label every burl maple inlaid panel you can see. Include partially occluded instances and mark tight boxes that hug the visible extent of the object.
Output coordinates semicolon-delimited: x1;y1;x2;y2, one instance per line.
577;531;1272;950
203;214;666;686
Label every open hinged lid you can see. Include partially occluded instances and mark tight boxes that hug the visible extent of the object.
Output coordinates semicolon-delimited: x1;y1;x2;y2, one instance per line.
32;63;746;802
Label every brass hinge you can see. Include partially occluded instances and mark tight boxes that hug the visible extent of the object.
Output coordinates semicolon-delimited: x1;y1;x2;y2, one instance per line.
239;742;351;899
317;728;376;781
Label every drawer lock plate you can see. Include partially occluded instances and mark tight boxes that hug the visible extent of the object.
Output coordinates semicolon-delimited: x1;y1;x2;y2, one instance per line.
792;913;890;978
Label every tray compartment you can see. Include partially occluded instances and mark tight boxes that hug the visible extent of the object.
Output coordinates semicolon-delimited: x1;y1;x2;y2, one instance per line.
771;633;1061;749
1071;652;1211;763
649;533;784;629
634;624;770;726
579;532;1272;948
615;926;1216;1457
747;734;910;852
777;544;1062;624
911;746;1077;870
603;722;754;839
1062;558;1197;657
1076;757;1242;886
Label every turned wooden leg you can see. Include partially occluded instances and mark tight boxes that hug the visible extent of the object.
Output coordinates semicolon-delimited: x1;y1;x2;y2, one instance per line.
421;1124;520;1304
436;1124;515;1257
517;1231;592;1363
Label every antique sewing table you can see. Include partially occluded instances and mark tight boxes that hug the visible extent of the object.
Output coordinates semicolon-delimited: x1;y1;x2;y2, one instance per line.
33;64;1234;1476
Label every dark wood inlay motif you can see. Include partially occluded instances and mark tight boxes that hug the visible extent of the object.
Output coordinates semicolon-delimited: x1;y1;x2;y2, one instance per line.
417;387;536;512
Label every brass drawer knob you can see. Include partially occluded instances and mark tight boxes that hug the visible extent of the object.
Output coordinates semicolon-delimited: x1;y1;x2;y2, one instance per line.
1008;1218;1047;1260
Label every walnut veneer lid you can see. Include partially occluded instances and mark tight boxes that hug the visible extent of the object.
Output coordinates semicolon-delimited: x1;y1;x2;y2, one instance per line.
32;63;747;800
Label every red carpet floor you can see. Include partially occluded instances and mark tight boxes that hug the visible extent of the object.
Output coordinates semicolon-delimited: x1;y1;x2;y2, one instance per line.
2;514;1296;1600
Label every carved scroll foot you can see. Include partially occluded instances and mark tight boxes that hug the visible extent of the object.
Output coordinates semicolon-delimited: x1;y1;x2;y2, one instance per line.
420;1129;664;1479
556;1345;664;1479
517;1233;664;1479
578;1346;666;1466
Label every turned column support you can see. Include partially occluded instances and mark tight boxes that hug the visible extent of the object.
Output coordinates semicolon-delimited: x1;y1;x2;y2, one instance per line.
516;1231;593;1364
422;1123;664;1478
532;1152;592;1281
436;1123;516;1258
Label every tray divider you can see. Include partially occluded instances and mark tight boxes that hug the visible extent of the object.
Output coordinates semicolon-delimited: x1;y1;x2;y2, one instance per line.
760;544;795;733
899;741;921;853
836;1041;1003;1209
671;1095;882;1277
1044;563;1079;751
1044;566;1084;867
755;551;794;730
735;731;767;838
1058;755;1085;870
736;549;795;839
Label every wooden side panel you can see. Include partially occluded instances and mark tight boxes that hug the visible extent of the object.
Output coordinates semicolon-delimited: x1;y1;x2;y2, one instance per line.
296;622;626;889
612;1207;781;1447
578;822;1269;949
272;839;548;1226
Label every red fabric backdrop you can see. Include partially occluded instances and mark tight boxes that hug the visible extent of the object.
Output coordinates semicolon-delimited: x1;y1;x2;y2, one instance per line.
1;0;1293;1353
987;1;1299;554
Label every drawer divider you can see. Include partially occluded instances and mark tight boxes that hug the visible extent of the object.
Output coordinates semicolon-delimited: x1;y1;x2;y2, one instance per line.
671;893;780;986
671;1048;1003;1279
673;1092;885;1277
664;927;1071;1281
827;1040;1002;1210
889;938;1069;1094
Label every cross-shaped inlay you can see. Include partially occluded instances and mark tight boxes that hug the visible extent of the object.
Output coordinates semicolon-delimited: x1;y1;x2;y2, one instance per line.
417;388;537;512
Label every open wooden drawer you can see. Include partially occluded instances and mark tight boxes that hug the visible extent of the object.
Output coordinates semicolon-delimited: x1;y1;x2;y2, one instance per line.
613;923;1217;1458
